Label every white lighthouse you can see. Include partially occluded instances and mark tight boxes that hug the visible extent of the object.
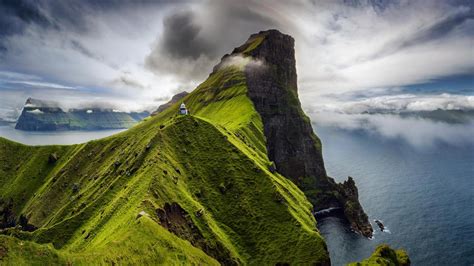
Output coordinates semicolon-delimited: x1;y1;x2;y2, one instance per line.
179;103;188;115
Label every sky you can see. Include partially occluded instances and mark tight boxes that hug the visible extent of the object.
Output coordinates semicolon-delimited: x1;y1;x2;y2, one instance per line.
0;0;473;146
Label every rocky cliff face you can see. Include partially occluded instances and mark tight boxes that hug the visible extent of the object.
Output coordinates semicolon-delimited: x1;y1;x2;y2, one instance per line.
230;29;373;237
238;30;328;186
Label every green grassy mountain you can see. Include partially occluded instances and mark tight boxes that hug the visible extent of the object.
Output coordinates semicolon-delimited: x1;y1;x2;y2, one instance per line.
0;29;405;265
15;98;149;131
349;244;410;266
0;30;332;265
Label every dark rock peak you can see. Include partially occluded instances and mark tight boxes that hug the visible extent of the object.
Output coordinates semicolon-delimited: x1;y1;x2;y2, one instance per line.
228;29;373;237
239;29;298;92
233;29;327;184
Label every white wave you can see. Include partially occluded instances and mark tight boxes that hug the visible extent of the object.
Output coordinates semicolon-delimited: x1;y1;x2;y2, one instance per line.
314;207;341;216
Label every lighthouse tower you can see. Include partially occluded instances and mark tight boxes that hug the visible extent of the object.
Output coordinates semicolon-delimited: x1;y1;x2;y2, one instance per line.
179;103;188;115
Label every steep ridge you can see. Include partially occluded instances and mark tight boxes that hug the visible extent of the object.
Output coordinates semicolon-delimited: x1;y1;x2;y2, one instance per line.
223;29;373;237
0;31;332;264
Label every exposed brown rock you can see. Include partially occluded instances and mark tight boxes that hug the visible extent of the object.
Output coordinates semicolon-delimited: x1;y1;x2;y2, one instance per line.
156;202;237;265
0;244;7;260
0;199;15;229
48;153;59;164
0;199;36;232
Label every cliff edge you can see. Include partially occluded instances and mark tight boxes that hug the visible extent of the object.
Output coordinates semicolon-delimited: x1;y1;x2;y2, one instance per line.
228;29;373;237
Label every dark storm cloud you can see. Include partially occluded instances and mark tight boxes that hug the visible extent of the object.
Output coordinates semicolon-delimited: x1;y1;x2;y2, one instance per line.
145;0;282;81
0;0;52;37
0;0;177;45
38;0;178;33
0;0;97;54
0;0;93;38
160;10;215;60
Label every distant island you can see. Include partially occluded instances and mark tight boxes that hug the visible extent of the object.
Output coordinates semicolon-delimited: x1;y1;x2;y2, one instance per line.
15;98;149;131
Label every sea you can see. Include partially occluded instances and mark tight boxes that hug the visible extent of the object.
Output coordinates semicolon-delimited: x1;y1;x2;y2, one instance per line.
316;126;474;266
0;123;472;265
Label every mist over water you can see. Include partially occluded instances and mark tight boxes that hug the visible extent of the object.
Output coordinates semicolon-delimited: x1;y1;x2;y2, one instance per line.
315;125;474;265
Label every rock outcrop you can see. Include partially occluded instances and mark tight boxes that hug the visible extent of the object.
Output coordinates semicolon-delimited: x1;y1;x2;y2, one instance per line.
0;199;36;232
0;199;15;229
156;202;234;265
349;244;410;266
337;177;373;237
230;29;373;237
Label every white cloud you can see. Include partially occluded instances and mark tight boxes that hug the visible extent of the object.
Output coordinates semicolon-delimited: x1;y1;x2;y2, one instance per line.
27;109;44;114
289;1;474;96
307;91;474;148
311;93;474;114
9;80;77;90
311;112;474;148
218;55;264;70
0;71;40;81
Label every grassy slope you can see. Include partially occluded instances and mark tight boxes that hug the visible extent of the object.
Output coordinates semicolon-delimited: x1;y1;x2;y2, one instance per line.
348;244;410;266
0;40;329;264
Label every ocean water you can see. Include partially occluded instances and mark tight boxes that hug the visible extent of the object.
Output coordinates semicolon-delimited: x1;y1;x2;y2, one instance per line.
316;126;474;266
0;124;125;145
